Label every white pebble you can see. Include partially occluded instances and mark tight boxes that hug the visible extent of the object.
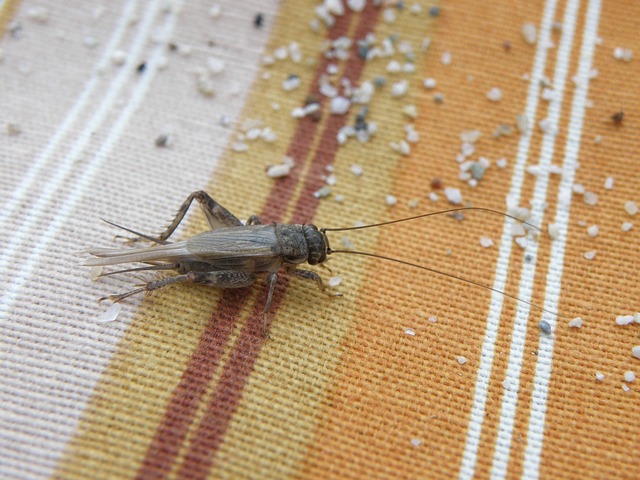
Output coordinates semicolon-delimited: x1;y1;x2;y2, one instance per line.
410;438;422;447
347;0;366;12
328;276;343;287
444;187;463;205
621;222;633;232
538;118;554;134
604;176;614;190
390;80;409;97
83;36;99;49
441;51;452;66
404;328;416;336
209;4;222;18
330;96;351;114
89;266;104;281
111;50;127;65
514;236;527;249
522;23;537;45
386;60;402;73
382;7;397;23
486;87;503;102
27;6;50;23
572;183;585;195
496;158;508;169
460;130;482;144
96;303;122;323
207;57;225;74
583;191;598;206
583;250;597;260
624;200;638;216
568;317;583;328
511;223;526;237
403;105;418;120
266;164;292;178
622;384;631;392
479;237;494;248
282;75;301;91
429;192;439;202
632;346;640;359
456;356;467;365
325;0;345;15
231;142;248;152
423;78;437;89
549;164;563;175
428;315;438;323
613;47;633;62
587;225;599;237
540;87;556;101
595;372;605;382
197;75;216;96
624;371;636;383
548;223;560;240
616;315;635;326
350;164;364;177
385;194;397;206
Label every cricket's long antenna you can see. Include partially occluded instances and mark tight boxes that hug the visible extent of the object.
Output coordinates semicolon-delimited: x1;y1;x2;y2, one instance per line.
327;249;560;318
321;207;541;233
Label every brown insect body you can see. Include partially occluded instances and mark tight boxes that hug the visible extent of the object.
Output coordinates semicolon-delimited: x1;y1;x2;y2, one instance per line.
86;192;334;328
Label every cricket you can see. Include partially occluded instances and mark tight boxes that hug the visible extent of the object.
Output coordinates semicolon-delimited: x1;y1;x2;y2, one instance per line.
86;190;555;330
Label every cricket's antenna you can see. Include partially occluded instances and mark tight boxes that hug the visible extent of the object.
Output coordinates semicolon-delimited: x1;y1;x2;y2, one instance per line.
326;248;560;319
321;207;542;234
322;207;559;319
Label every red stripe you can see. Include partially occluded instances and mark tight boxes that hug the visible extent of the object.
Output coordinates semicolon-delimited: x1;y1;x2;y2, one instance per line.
137;5;379;479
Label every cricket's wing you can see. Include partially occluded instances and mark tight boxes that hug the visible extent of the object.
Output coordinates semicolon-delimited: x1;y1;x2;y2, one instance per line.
183;224;281;271
85;225;279;268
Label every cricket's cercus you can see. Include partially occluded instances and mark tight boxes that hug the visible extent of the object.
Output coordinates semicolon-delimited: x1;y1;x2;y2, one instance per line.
85;190;555;332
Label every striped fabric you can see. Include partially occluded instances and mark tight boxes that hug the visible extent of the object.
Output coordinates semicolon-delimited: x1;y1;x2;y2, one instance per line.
1;1;638;479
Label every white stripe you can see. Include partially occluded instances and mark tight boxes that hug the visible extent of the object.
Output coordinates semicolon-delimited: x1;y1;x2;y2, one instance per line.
490;0;581;477
458;1;558;478
0;0;172;321
0;0;139;230
522;1;602;478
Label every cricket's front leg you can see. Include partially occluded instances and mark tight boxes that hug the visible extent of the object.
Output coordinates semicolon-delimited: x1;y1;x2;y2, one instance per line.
287;267;343;297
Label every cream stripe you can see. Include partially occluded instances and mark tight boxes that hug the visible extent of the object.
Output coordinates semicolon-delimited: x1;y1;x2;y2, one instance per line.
458;1;558;478
0;4;173;476
490;0;581;477
0;0;165;318
0;0;138;231
522;1;602;478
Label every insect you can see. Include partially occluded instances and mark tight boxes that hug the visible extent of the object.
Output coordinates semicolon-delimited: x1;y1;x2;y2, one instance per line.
86;190;553;330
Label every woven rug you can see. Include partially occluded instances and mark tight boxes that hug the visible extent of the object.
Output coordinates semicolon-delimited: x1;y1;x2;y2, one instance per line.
1;1;638;478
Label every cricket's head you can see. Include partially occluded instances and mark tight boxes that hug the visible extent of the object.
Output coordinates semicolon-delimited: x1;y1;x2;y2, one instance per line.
303;224;329;265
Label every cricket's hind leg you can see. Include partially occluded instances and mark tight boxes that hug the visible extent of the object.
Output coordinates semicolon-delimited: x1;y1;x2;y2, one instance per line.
100;270;256;303
114;191;245;244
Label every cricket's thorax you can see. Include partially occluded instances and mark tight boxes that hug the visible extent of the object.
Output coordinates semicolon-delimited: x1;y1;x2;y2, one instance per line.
274;224;327;266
